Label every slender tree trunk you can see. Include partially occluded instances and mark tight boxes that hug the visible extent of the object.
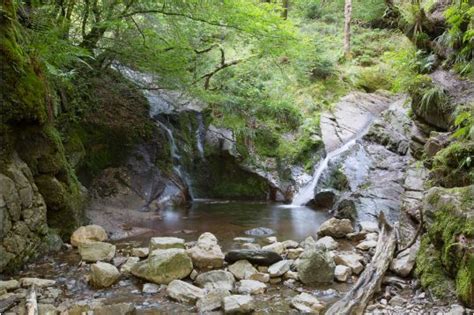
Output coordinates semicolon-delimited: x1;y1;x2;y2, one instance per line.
281;0;288;19
343;0;352;59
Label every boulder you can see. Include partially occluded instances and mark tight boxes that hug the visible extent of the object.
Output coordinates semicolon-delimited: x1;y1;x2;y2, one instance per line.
268;260;291;277
78;241;116;262
166;280;204;303
19;278;56;288
197;289;230;312
297;248;335;284
291;292;324;313
70;225;108;247
261;242;285;255
334;265;351;282
334;253;364;275
131;248;192;284
195;270;235;291
223;295;255;313
187;232;224;269
317;218;353;238
236;280;267;295
90;262;120;288
228;260;258;280
390;242;419;277
149;237;185;251
225;250;282;266
315;236;338;250
120;257;140;274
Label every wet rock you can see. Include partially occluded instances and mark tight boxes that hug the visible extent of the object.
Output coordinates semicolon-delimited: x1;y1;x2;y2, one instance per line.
187;232;224;269
287;248;304;259
261;242;285;255
291;292;324;313
356;240;377;250
282;240;299;249
236;280;267;295
309;189;337;210
244;227;275;236
249;272;270;283
317;218;353;238
297;248;335;284
20;278;56;288
90;262;120;288
390;242;419;277
223;295;255;313
195;270;235;291
131;247;149;258
166;280;204;303
315;236;338;250
268;260;291;277
149;237;185;251
120;257;139;274
197;288;230;312
228;260;258;280
334;253;364;274
225;249;282;266
131;248;192;284
0;280;19;291
335;265;351;282
142;283;161;294
70;225;108;247
78;241;116;262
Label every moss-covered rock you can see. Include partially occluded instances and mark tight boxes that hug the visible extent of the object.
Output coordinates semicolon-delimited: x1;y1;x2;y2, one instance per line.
417;185;474;307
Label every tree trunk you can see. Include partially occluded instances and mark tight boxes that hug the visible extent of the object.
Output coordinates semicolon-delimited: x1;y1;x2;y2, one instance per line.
281;0;289;19
343;0;352;59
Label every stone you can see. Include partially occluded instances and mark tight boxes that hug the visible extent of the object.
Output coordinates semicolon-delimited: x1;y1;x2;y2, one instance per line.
120;257;140;274
360;221;379;233
236;280;267;295
149;237;185;251
228;260;258;280
334;253;364;275
186;232;224;269
197;288;230;312
244;227;275;236
195;270;235;291
166;280;204;303
263;236;277;244
297;248;335;284
142;283;161;294
261;242;285;255
225;249;282;266
78;241;116;262
131;247;149;258
282;240;299;249
356;240;378;250
317;218;353;238
268;260;291;277
334;265;351;282
315;236;338;250
223;295;255;313
70;225;108;247
249;272;270;283
390;242;419;277
291;292;324;313
20;278;56;288
0;280;19;291
287;248;304;259
131;248;193;284
90;262;120;288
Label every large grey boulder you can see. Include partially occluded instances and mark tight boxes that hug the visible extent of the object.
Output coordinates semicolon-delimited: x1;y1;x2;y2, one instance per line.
296;248;335;284
90;262;120;288
78;241;116;262
195;270;235;291
70;225;108;247
317;218;353;238
166;280;204;304
223;295;255;313
187;232;224;269
131;248;192;284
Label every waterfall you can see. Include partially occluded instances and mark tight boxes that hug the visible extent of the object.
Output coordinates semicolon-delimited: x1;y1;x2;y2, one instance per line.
291;122;373;206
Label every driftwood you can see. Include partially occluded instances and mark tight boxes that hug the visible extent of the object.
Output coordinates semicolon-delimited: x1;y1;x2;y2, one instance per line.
326;212;398;315
25;285;38;315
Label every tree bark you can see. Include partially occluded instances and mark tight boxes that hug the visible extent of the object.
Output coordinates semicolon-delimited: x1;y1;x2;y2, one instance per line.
343;0;352;59
326;212;397;315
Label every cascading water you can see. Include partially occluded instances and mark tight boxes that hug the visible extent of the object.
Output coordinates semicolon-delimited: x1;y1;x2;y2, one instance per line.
291;122;374;206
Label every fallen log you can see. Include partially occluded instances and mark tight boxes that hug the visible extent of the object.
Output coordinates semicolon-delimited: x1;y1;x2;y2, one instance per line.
326;212;398;315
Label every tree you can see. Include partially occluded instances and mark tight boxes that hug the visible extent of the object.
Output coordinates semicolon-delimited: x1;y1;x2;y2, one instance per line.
344;0;352;59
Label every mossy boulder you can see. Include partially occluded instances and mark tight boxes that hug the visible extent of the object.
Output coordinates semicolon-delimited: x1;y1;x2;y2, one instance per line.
417;185;474;307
